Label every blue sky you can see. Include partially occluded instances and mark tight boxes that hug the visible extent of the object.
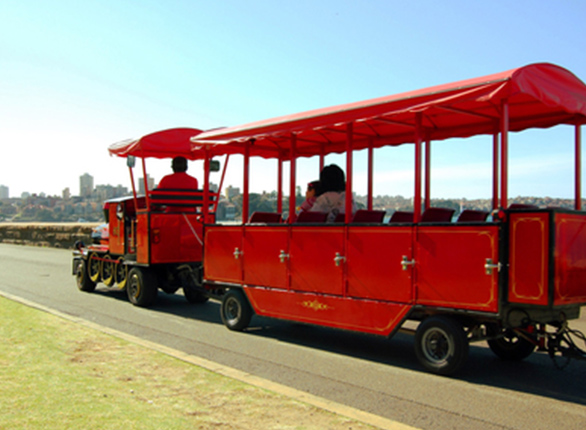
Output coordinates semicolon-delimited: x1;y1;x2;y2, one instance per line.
1;0;586;199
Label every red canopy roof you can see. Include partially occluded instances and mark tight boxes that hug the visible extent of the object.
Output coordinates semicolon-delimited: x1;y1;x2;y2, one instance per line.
192;63;586;159
108;128;205;160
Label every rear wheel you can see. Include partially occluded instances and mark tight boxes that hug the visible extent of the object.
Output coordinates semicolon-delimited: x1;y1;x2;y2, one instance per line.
88;253;101;283
75;259;96;292
115;258;128;289
102;254;115;286
487;328;536;360
414;315;469;375
126;267;158;307
221;289;253;331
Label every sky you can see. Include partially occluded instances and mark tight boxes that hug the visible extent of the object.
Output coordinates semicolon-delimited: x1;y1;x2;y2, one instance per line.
1;0;586;200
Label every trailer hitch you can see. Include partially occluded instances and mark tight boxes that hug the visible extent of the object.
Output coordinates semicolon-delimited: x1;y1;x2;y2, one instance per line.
546;322;586;369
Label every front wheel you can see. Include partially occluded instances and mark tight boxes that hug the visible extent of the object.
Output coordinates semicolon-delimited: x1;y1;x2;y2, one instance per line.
75;259;96;292
126;267;158;307
487;328;536;360
414;316;469;375
220;289;253;331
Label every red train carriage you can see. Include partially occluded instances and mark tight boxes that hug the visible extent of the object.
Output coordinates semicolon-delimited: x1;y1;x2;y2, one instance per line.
192;63;586;374
73;128;221;307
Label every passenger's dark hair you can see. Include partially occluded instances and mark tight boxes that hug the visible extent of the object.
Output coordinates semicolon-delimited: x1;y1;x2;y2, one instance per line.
307;180;323;196
172;156;188;173
319;164;345;192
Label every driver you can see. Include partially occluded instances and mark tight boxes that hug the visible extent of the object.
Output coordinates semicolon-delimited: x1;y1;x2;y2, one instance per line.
157;156;198;189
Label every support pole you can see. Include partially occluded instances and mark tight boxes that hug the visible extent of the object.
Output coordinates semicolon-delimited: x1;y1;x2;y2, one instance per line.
576;125;582;210
203;151;210;222
277;155;283;213
243;143;250;223
345;123;354;223
367;141;374;210
142;157;150;211
492;132;499;210
414;113;423;223
424;139;431;210
500;101;509;209
289;134;297;223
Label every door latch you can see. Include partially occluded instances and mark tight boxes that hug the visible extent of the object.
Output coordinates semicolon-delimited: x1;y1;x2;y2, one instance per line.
484;258;501;275
401;255;415;271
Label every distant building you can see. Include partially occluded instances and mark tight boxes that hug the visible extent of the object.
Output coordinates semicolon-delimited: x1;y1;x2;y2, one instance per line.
138;175;155;195
80;173;94;197
62;187;71;200
0;185;8;200
225;185;240;200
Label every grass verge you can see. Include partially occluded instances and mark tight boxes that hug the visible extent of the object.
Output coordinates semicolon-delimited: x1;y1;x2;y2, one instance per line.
0;296;377;430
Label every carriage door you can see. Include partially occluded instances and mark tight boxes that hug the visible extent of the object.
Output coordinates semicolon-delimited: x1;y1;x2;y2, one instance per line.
415;225;500;313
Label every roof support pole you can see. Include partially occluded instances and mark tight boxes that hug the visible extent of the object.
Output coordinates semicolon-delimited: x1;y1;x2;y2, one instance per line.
424;139;431;210
215;155;230;213
500;100;509;209
277;155;283;213
141;157;150;211
345;123;354;223
243;143;250;223
367;139;374;210
492;132;499;210
414;113;423;223
320;143;325;172
128;165;139;210
289;134;297;223
575;125;582;210
203;150;210;222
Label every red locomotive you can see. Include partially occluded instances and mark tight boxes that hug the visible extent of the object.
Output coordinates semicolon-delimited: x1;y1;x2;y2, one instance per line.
73;128;221;307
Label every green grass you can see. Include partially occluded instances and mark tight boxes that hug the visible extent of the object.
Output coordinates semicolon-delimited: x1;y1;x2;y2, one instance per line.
0;297;375;430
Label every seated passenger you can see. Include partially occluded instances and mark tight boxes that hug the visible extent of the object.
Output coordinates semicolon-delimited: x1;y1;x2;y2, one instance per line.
298;180;322;213
157;156;198;190
310;164;356;222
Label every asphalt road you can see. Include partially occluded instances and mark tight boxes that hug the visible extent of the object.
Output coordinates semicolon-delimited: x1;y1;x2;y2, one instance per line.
1;243;585;430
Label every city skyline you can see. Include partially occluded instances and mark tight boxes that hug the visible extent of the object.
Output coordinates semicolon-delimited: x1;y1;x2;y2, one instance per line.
2;2;586;199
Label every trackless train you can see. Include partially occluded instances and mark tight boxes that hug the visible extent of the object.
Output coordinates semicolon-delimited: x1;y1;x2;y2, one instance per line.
74;63;586;374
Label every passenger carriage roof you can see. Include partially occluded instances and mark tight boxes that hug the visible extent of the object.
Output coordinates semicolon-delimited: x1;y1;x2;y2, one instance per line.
191;63;586;159
108;127;205;160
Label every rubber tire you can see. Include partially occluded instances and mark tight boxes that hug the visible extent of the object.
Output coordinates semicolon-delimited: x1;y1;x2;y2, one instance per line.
88;253;101;283
414;316;469;375
220;289;253;331
487;328;536;361
102;254;115;287
114;259;128;290
75;259;96;292
184;287;209;304
126;267;158;307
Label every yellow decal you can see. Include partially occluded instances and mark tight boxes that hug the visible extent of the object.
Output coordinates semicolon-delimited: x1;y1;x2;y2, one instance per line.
301;299;331;311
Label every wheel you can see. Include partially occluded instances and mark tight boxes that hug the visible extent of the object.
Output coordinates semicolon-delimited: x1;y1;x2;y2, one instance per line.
220;289;253;331
88;252;102;283
75;259;96;292
414;316;469;375
487;328;536;360
126;267;158;307
184;287;209;304
101;254;115;287
114;258;128;290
